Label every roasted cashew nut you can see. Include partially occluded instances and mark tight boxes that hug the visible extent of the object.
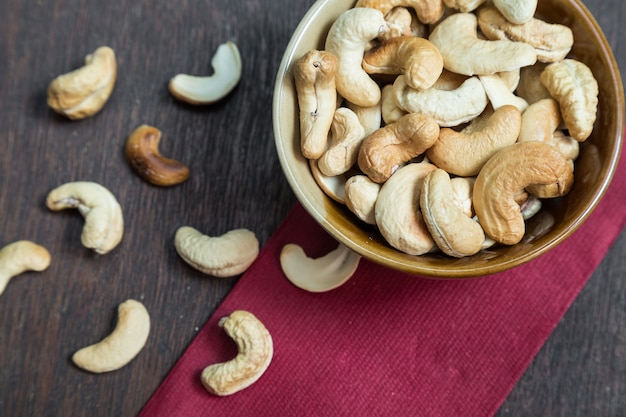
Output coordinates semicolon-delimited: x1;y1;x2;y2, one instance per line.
201;310;273;396
46;181;124;254
174;226;259;277
356;0;445;24
0;241;51;296
47;46;117;120
280;243;361;292
72;299;150;373
169;41;242;105
125;125;190;186
443;0;486;13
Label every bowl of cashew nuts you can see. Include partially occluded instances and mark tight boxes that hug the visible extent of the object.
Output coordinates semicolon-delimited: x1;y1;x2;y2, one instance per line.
273;0;624;278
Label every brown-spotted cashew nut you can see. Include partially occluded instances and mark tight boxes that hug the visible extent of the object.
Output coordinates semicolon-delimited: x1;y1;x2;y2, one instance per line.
72;299;150;373
125;125;190;187
46;181;124;254
317;107;367;177
478;5;573;63
540;59;599;142
174;226;259;278
420;169;485;257
443;0;486;13
356;0;445;24
201;310;273;396
293;50;339;159
473;142;574;245
358;112;440;183
47;46;117;120
324;7;389;107
363;36;444;92
280;243;361;292
0;241;51;296
428;12;537;76
344;174;382;225
168;41;242;105
375;162;437;255
492;0;537;25
426;104;522;177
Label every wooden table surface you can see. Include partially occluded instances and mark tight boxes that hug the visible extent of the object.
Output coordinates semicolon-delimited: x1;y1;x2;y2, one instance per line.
1;1;624;416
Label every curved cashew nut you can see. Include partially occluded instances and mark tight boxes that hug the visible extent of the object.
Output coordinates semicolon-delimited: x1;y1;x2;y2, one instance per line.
318;107;367;176
479;74;528;112
426;104;521;176
46;181;124;254
420;169;485;257
280;243;361;292
0;241;51;296
358;112;439;183
309;159;348;204
47;46;117;120
473;142;574;245
125;125;190;186
375;162;437;255
516;63;551;104
381;84;406;125
443;0;486;13
345;174;381;225
168;41;242;105
324;7;389;107
356;0;445;24
174;226;259;277
428;12;537;76
72;299;150;373
492;0;537;24
363;36;443;91
201;310;273;396
346;99;382;137
540;59;599;142
293;50;339;159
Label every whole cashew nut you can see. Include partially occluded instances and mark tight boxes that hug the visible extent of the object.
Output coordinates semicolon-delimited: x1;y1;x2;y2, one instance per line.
125;125;190;186
356;0;445;24
174;226;259;277
169;41;242;105
201;310;273;396
47;46;117;120
317;107;367;176
344;174;381;225
72;299;150;373
309;159;349;204
46;181;124;254
492;0;537;25
443;0;486;13
0;241;51;296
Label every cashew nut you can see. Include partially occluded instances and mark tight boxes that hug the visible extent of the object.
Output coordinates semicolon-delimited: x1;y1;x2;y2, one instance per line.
317;107;367;176
344;174;381;225
309;159;348;204
72;299;150;373
125;125;190;186
293;50;339;159
346;99;382;137
174;226;259;277
0;241;51;296
420;169;485;257
443;0;486;13
280;243;361;292
492;0;537;25
201;310;273;396
356;0;445;24
428;12;537;76
479;74;529;112
473;142;574;245
168;41;242;105
46;181;124;254
381;84;406;124
516;62;551;104
47;46;117;120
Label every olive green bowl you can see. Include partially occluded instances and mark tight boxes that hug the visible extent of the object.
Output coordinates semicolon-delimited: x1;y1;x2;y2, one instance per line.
272;0;624;278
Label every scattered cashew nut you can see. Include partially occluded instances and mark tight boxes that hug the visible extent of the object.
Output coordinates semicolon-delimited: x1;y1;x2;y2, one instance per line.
201;310;272;396
0;241;51;296
46;181;124;254
72;299;150;373
169;41;242;105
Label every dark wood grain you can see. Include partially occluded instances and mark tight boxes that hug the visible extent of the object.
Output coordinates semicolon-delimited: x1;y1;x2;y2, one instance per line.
0;1;624;416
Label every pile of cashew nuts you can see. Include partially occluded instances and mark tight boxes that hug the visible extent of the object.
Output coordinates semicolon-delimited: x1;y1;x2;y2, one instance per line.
293;0;599;258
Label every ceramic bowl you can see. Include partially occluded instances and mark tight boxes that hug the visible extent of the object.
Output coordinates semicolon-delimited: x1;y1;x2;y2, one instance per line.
272;0;624;278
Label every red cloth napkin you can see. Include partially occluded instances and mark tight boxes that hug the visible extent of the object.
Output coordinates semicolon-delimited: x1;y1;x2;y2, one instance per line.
139;152;626;417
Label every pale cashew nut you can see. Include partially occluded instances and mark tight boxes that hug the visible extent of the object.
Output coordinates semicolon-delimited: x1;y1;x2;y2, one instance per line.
356;0;445;24
428;12;537;76
280;243;361;292
72;299;150;373
516;63;551;104
381;84;406;124
492;0;537;25
174;226;259;277
125;125;190;186
293;50;339;159
345;175;381;225
479;74;529;112
363;36;444;91
540;59;599;142
0;241;51;296
358;112;439;183
380;7;428;40
450;176;475;218
346;99;382;137
443;0;486;13
46;181;124;254
473;142;574;245
47;46;117;120
309;159;349;203
201;310;273;396
168;41;242;105
375;162;437;255
318;107;367;176
420;169;485;257
324;7;389;107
